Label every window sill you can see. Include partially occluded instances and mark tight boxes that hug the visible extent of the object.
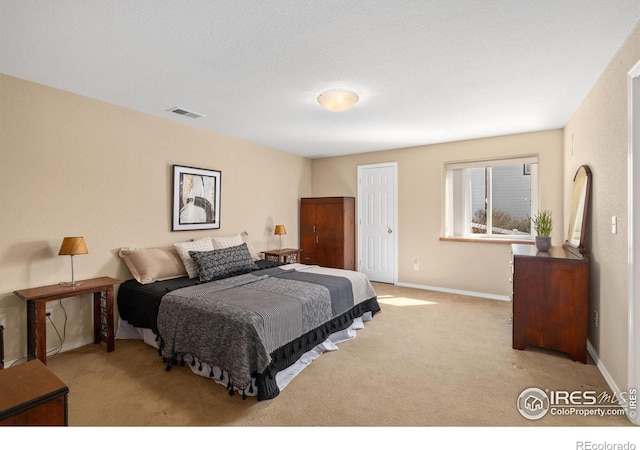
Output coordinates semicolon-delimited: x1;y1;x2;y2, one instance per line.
439;237;535;245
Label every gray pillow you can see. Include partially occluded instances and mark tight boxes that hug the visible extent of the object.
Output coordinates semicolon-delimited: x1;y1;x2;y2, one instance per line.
189;243;258;282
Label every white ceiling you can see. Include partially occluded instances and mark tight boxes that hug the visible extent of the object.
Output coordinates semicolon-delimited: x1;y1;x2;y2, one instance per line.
1;1;640;159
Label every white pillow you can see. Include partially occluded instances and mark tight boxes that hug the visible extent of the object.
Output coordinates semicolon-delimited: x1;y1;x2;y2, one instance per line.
211;234;243;250
174;237;214;278
240;231;262;261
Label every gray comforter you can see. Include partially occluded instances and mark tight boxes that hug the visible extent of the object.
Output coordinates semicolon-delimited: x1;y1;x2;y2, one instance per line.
157;264;377;393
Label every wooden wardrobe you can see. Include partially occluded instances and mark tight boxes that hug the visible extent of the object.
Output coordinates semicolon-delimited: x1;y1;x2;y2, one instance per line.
300;197;355;270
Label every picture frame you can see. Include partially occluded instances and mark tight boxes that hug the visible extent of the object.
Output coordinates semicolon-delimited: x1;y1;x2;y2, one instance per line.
172;165;221;231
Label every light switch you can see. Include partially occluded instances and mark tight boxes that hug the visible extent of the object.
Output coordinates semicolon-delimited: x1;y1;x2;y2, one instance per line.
612;216;617;234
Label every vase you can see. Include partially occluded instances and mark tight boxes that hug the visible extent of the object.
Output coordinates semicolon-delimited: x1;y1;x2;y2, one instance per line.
535;236;552;252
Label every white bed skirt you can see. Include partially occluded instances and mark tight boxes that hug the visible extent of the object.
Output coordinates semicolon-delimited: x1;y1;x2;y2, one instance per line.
116;312;373;397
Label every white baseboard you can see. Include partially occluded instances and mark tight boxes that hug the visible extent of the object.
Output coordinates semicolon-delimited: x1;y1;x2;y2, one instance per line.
4;337;94;368
587;340;636;425
395;281;511;302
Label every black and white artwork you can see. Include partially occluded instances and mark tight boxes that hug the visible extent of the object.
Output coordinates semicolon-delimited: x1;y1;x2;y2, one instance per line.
172;165;221;231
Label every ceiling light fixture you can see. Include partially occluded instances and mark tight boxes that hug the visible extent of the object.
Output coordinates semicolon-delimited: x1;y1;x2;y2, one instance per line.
317;89;359;112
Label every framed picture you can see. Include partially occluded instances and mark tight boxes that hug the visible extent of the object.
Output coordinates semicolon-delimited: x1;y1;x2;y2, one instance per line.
172;165;221;231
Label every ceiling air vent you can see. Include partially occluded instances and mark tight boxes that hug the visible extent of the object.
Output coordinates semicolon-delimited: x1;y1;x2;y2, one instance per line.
167;107;206;119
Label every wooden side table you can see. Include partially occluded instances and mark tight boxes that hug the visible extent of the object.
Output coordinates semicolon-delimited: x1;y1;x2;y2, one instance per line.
0;359;69;426
262;248;301;264
14;276;120;364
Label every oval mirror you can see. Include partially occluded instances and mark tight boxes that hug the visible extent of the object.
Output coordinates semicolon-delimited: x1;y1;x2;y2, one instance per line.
564;165;592;255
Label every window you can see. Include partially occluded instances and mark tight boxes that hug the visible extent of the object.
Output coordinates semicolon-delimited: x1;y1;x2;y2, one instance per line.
444;157;538;239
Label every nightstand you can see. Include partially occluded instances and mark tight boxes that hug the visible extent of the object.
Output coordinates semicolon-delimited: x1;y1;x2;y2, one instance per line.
14;277;121;364
262;248;301;264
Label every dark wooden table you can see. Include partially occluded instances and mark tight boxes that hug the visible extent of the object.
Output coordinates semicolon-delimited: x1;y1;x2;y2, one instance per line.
14;276;120;364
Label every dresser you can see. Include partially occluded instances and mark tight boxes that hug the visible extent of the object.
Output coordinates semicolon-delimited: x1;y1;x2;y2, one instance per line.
0;360;69;425
511;244;589;363
300;197;355;270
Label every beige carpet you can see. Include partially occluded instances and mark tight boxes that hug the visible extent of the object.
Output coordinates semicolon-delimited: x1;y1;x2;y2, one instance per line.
43;282;631;428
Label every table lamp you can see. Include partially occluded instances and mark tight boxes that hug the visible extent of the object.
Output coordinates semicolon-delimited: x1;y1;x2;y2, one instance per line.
274;225;286;250
59;237;88;287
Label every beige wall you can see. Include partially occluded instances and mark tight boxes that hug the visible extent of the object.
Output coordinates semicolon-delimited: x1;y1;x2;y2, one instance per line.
311;129;564;298
0;74;311;364
564;21;640;390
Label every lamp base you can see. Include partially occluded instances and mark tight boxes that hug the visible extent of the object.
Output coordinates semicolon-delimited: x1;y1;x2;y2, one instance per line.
59;281;83;287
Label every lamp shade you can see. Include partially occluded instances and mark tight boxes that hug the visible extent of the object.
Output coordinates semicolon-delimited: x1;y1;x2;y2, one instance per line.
274;225;286;236
58;237;88;256
317;89;359;112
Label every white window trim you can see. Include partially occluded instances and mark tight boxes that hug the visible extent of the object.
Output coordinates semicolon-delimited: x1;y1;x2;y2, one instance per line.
444;156;539;241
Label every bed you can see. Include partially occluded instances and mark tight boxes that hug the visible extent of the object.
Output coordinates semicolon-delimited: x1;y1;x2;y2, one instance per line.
115;233;380;400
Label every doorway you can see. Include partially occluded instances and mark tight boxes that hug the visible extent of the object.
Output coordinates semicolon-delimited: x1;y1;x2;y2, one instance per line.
357;162;397;283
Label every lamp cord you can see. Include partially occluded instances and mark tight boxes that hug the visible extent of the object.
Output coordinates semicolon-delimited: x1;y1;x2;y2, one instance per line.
8;299;67;367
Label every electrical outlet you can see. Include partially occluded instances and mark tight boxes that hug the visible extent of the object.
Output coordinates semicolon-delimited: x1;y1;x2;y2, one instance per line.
46;307;54;318
413;258;419;271
594;310;599;328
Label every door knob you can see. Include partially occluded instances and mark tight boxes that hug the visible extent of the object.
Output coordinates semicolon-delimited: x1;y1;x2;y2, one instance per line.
387;227;393;234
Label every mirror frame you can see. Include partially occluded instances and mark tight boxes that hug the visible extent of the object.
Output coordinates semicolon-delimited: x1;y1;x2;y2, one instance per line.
564;165;592;257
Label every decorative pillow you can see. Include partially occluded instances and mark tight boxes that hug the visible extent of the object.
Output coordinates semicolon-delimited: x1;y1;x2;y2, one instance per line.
211;233;243;250
119;246;187;284
174;237;214;278
189;243;258;282
240;231;261;261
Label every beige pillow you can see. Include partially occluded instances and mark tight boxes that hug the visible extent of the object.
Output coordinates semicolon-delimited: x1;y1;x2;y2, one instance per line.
119;246;187;284
174;237;214;278
240;231;261;261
